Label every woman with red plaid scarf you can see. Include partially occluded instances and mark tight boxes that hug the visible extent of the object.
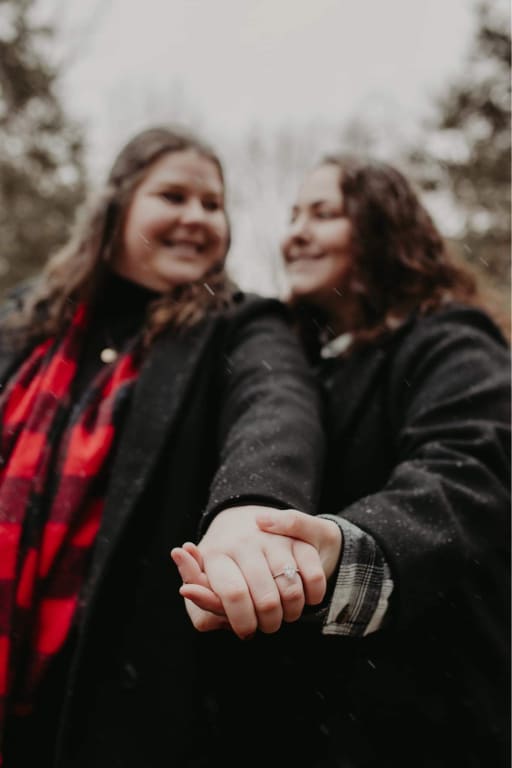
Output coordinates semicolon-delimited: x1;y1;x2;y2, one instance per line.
0;126;327;766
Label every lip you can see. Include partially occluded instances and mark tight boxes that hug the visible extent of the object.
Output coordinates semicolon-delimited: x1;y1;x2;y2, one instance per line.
161;239;206;253
285;251;325;263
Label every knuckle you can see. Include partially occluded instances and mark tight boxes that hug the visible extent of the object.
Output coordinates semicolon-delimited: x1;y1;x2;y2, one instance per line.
280;584;303;601
256;593;281;615
223;585;248;605
308;570;326;591
310;566;326;583
306;574;326;603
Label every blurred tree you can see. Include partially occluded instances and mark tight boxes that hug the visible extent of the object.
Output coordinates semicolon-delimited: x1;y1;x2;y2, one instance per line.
410;0;510;302
0;0;86;296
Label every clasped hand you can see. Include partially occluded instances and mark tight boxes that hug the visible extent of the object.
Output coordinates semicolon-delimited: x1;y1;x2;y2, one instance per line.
170;506;342;640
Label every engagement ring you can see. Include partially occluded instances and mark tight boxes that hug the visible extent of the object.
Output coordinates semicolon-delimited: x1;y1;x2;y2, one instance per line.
273;565;300;580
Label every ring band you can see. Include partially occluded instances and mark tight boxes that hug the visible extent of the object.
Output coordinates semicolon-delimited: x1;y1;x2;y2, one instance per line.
273;565;300;580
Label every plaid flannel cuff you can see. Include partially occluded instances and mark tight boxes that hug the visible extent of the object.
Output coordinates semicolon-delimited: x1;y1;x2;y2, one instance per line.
320;516;394;637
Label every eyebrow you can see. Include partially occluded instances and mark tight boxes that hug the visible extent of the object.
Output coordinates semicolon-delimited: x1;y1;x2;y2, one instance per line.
153;180;223;197
292;199;340;212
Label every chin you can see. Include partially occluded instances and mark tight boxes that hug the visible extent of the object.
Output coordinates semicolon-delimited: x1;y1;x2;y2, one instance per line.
161;269;207;288
288;280;319;300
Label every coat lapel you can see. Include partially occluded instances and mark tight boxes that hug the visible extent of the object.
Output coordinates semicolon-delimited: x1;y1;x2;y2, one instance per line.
84;315;220;596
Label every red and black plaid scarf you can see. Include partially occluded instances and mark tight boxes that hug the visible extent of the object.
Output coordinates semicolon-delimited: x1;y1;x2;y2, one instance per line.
0;303;138;754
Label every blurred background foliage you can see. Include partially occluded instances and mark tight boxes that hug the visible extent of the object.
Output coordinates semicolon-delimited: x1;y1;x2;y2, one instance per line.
0;0;509;317
408;0;510;312
0;0;86;292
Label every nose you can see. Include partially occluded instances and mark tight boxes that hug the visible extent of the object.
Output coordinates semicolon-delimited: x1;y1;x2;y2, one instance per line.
180;198;206;226
284;212;311;247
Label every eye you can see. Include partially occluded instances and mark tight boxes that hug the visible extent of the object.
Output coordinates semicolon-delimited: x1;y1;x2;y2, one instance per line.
315;208;341;219
202;198;222;212
161;190;185;204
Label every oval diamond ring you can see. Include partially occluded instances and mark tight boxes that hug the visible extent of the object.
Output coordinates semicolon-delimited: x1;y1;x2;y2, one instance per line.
273;565;300;580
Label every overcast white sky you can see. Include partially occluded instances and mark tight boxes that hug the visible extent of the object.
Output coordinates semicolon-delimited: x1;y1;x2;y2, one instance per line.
49;0;478;176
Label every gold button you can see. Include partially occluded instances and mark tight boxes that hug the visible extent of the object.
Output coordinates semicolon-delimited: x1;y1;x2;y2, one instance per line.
100;347;118;364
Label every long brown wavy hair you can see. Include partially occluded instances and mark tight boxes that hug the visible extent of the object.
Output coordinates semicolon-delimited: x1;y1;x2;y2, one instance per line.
293;155;501;352
7;126;237;349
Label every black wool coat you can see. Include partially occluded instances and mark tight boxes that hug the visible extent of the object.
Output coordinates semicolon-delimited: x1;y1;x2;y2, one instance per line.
205;305;510;768
317;305;510;768
0;294;325;768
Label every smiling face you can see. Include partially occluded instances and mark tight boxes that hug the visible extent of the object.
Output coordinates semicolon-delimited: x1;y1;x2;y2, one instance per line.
113;149;229;292
281;163;354;313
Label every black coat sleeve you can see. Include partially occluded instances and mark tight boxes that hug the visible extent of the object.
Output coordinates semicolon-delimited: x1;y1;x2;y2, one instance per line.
341;307;510;630
200;296;325;532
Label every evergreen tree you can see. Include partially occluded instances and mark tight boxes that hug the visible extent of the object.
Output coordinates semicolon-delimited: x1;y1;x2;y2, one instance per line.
0;0;86;295
411;0;510;297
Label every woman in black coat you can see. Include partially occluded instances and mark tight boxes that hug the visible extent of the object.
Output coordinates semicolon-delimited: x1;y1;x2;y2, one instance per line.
0;126;326;767
177;156;510;768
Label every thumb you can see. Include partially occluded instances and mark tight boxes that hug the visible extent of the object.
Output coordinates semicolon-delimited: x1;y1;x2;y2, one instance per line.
256;508;320;547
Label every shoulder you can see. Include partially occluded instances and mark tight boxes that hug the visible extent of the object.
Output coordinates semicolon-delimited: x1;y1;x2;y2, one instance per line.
406;304;507;345
384;303;510;405
220;290;296;341
224;291;291;323
215;291;312;371
389;304;509;366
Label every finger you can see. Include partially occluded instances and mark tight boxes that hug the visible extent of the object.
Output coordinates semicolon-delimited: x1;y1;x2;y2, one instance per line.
205;555;259;640
182;541;204;569
256;508;320;546
291;540;326;606
232;551;284;634
173;549;225;613
257;510;343;582
180;583;226;615
170;547;209;588
265;547;305;623
183;598;231;633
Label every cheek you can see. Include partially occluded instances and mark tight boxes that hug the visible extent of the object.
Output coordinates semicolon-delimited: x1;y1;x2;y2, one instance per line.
303;256;351;294
215;220;230;256
280;233;291;255
324;223;352;252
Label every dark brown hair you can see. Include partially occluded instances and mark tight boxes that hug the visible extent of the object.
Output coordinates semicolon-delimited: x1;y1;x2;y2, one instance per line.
322;155;483;346
9;126;236;348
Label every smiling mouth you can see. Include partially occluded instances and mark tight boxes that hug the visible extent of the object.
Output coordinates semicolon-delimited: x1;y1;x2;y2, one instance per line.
161;240;206;253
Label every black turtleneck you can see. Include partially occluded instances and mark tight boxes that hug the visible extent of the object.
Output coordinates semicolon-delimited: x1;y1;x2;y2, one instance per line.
72;270;160;399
